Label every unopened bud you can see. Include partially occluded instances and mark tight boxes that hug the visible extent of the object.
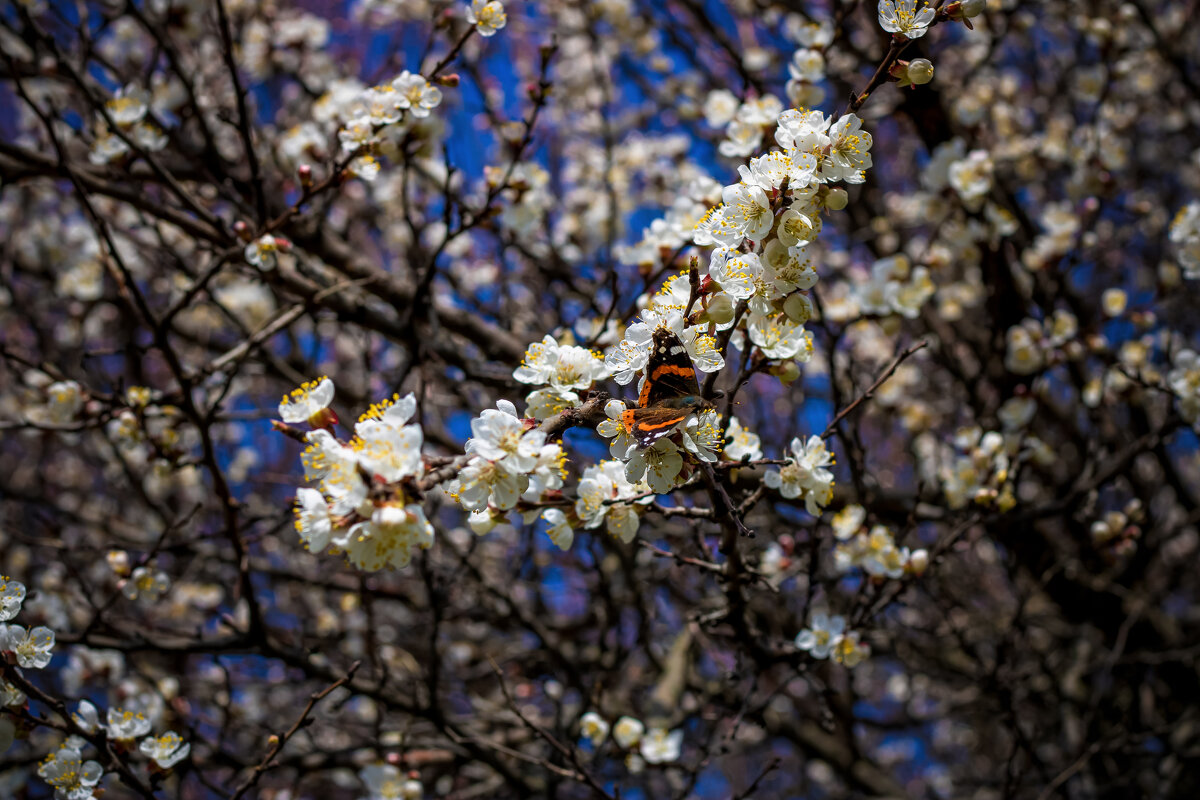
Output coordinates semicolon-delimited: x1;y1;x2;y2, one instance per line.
907;58;934;85
233;220;252;242
468;510;498;535
701;292;736;325
298;164;313;189
1101;288;1127;317
960;0;985;17
307;407;339;431
824;187;848;210
770;361;801;385
107;550;131;576
783;292;813;324
436;73;460;87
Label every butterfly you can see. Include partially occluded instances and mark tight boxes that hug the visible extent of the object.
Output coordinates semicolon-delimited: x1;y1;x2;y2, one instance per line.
621;328;715;449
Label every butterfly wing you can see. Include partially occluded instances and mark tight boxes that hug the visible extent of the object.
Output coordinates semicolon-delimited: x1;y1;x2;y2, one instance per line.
638;329;701;408
623;405;695;449
624;330;704;449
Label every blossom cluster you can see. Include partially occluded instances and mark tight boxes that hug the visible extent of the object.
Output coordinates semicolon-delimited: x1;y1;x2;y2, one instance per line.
1169;202;1200;279
763;435;836;516
89;84;168;166
938;428;1019;511
579;711;684;771
337;70;445;179
2;577;191;797
1168;348;1200;425
831;506;929;579
450;399;568;528
513;334;609;420
795;612;870;667
592;103;885;516
7;0;1200;796
287;380;436;571
1004;311;1080;376
357;762;423;800
1089;498;1144;557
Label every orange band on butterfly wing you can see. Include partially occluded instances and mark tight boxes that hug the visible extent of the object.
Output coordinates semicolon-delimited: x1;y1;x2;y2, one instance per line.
650;364;696;379
637;380;652;408
636;414;689;431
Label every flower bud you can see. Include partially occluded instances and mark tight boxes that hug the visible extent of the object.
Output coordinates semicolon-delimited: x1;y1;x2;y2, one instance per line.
436;73;460;87
1101;288;1127;317
701;292;736;325
468;510;499;535
783;292;813;324
824;186;848;210
770;360;801;385
107;550;131;576
907;58;934;85
960;0;985;17
307;407;339;430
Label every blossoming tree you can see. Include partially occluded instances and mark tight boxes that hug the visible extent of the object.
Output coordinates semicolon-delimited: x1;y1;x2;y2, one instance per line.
2;0;1200;798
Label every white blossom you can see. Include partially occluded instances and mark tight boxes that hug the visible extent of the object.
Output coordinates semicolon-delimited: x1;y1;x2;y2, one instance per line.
392;71;442;118
514;335;608;390
139;731;190;769
624;438;685;494
763;435;835;515
37;745;103;800
354;394;424;482
613;715;645;748
106;707;153;741
0;624;55;668
681;409;723;462
466;0;507;36
596;399;637;459
542;508;574;551
466;400;547;473
0;577;25;622
279;377;335;424
795;612;845;659
580;711;610;745
120;567;169;604
335;503;435;571
294;487;334;553
723;417;763;461
709;248;763;300
640;728;684;764
878;0;936;39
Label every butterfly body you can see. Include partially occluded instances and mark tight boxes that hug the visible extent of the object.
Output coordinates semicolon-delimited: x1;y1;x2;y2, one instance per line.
621;329;714;448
